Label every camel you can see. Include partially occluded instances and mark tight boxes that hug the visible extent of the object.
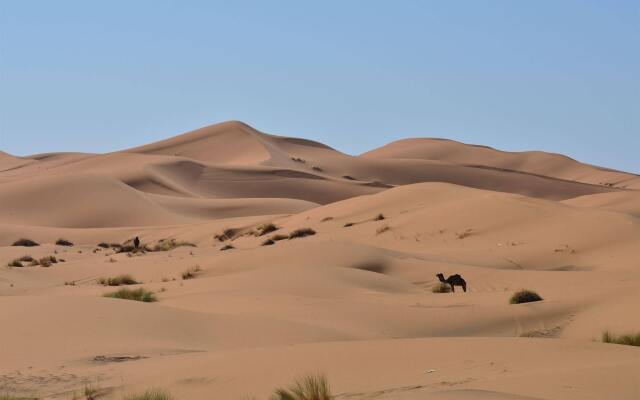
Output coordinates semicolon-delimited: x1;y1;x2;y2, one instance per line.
436;273;467;292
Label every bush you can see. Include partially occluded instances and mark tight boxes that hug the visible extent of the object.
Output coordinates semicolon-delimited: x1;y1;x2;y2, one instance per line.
7;259;24;268
272;373;331;400
215;228;237;242
288;228;316;240
122;389;173;400
602;331;640;346
103;288;157;302
12;238;39;247
432;283;452;293
374;213;385;221
271;234;288;241
98;275;139;286
55;238;74;246
220;244;235;251
291;157;306;163
97;242;110;248
257;223;279;236
38;256;57;267
182;265;202;280
343;222;354;227
262;239;275;246
510;290;543;304
151;239;196;252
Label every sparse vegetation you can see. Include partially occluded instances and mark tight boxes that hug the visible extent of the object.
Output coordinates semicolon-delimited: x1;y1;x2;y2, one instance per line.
64;280;76;286
272;373;331;400
151;239;196;252
122;389;173;400
376;225;390;234
103;288;157;302
97;242;110;248
7;259;24;268
181;265;202;280
55;238;74;246
432;282;452;293
220;244;235;251
7;255;33;267
311;166;323;172
291;157;306;163
374;213;385;221
38;256;57;267
601;331;640;346
344;222;354;227
84;384;99;400
256;223;279;236
510;290;543;304
215;228;237;242
288;228;316;239
455;229;475;239
262;239;275;246
271;234;288;241
98;274;139;286
0;395;38;400
12;238;39;247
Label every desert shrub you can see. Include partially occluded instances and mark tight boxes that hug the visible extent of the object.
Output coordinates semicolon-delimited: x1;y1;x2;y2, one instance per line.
38;256;57;267
374;213;385;221
291;157;306;163
220;244;235;251
17;255;34;262
288;228;316;240
55;238;74;246
152;239;196;252
98;274;139;286
7;259;24;268
12;238;39;247
182;265;202;280
272;373;331;400
103;288;156;302
510;289;543;304
64;281;76;286
97;242;110;248
84;384;99;400
602;331;640;346
122;389;173;400
215;228;237;242
262;239;275;246
432;283;452;293
257;223;279;236
271;234;288;241
312;166;323;172
343;222;354;227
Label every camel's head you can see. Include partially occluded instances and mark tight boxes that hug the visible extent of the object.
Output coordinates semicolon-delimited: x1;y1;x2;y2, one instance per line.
436;273;445;282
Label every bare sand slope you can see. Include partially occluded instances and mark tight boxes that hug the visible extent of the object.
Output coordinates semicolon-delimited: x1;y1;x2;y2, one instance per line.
362;138;640;189
563;191;640;217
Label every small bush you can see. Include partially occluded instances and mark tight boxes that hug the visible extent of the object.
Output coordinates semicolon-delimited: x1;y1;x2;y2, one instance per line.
12;238;39;247
288;228;316;240
257;223;279;236
432;283;452;293
103;288;157;302
38;256;57;267
374;213;385;221
122;389;173;400
220;244;235;251
510;290;543;304
97;242;110;248
291;157;306;163
262;239;275;246
182;265;202;280
312;166;323;172
7;259;24;268
215;228;237;242
271;234;288;241
344;222;354;227
272;373;331;400
152;239;196;252
55;238;74;246
602;331;640;346
98;274;139;286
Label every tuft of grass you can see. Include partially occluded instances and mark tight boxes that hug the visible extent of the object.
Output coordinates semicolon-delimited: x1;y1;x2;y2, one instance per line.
288;228;316;240
181;265;202;280
601;331;640;346
215;228;238;242
374;213;385;221
122;389;173;400
376;225;390;235
262;239;275;246
12;238;39;247
84;384;99;400
455;229;475;239
7;259;24;268
97;242;110;248
151;239;196;252
271;373;331;400
55;238;74;246
38;256;57;267
510;289;543;304
291;157;306;163
256;223;279;236
98;274;139;286
64;280;76;286
343;222;354;228
220;244;235;251
103;287;157;302
432;282;452;293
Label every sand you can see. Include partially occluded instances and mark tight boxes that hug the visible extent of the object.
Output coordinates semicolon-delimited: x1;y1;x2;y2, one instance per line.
1;121;639;400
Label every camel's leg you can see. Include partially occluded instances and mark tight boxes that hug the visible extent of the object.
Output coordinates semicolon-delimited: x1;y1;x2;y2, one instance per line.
462;283;467;292
450;283;455;293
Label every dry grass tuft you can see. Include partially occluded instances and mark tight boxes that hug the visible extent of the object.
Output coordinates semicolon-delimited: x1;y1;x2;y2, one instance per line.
510;289;543;304
288;228;316;240
256;223;279;236
343;222;354;228
182;265;202;280
271;234;288;241
262;239;275;246
122;389;173;400
376;225;390;235
151;239;196;252
374;213;385;221
220;244;235;251
602;331;640;346
98;274;139;286
271;373;331;400
104;287;157;302
320;217;333;222
38;256;57;267
55;238;74;246
432;283;452;293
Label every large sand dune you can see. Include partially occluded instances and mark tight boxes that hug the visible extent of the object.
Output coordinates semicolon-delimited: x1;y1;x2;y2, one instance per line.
1;121;638;400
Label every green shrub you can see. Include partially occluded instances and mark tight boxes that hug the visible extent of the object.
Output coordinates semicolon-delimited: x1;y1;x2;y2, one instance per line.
602;331;640;346
122;389;173;400
98;274;139;286
104;288;157;302
55;238;74;246
272;373;331;400
12;238;39;247
432;283;452;293
510;290;543;304
288;228;316;240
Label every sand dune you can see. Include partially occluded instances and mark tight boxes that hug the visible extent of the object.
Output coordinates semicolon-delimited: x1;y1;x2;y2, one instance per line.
1;121;639;399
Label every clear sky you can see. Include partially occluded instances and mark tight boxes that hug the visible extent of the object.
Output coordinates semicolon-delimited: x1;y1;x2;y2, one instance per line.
1;1;638;172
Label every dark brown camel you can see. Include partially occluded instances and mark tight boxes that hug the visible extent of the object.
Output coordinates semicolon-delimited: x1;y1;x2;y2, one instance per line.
436;273;467;292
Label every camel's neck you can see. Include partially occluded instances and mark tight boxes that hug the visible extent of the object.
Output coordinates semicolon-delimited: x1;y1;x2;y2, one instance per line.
437;276;446;283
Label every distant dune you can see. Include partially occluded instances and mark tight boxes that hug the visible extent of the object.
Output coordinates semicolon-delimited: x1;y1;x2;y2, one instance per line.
1;121;639;400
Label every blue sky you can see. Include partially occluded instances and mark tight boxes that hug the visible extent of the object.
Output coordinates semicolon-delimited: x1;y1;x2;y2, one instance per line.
1;1;638;172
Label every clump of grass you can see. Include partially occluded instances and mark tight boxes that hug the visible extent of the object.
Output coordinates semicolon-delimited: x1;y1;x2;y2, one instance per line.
509;289;543;304
291;157;306;163
98;274;139;286
214;228;237;242
64;280;76;286
262;239;275;246
601;331;640;346
38;256;57;267
103;287;157;302
151;239;196;252
432;282;452;293
256;223;279;236
220;244;235;251
122;389;173;400
12;238;39;247
376;225;390;234
271;234;288;241
55;238;74;246
343;222;354;227
7;259;24;268
84;383;99;400
312;166;323;172
272;373;331;400
374;213;385;221
97;242;110;248
288;228;316;240
182;265;202;280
